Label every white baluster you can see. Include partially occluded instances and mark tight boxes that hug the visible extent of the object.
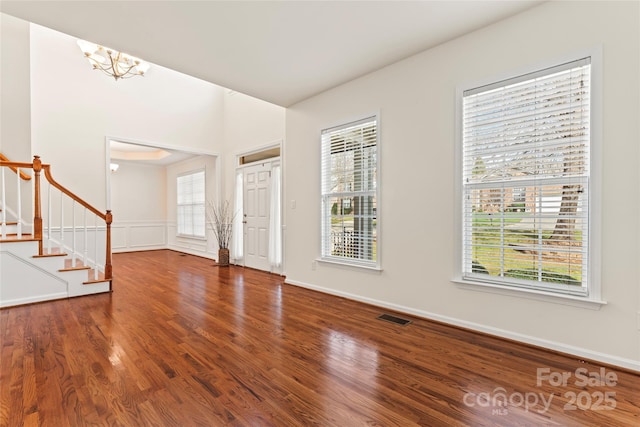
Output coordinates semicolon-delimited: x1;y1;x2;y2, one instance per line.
1;167;6;238
94;215;98;280
47;182;52;252
59;191;64;253
83;208;88;266
16;168;22;238
72;200;76;267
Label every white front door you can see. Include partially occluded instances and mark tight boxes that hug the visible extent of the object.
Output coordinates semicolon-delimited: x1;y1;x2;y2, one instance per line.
243;163;271;271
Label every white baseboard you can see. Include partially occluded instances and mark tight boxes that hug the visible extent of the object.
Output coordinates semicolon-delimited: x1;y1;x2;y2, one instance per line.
113;245;166;254
0;292;68;308
166;244;216;260
284;278;640;373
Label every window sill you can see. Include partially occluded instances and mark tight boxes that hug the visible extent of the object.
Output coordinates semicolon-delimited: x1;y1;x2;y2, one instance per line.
317;258;382;272
176;234;207;242
452;278;607;310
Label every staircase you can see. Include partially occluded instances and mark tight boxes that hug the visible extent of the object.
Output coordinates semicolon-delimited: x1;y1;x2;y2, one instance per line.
0;155;112;308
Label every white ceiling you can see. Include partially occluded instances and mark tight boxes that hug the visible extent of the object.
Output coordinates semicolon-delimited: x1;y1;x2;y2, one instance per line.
109;140;197;166
1;1;544;107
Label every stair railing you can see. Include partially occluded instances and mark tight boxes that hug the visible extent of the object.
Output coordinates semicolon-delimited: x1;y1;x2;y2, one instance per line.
0;155;112;283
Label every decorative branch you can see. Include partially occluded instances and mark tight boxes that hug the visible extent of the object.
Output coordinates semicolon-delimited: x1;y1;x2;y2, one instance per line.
207;200;236;249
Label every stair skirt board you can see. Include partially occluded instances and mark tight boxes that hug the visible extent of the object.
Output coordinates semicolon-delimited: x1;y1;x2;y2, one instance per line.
0;249;110;308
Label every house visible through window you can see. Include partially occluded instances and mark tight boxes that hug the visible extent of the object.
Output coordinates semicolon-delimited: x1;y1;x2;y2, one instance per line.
321;116;379;267
177;170;205;238
462;58;591;296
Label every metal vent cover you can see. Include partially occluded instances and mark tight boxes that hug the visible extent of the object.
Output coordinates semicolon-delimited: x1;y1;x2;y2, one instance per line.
377;313;411;326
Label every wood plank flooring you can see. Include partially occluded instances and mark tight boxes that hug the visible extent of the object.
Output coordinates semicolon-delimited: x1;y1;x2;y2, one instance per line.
1;249;639;426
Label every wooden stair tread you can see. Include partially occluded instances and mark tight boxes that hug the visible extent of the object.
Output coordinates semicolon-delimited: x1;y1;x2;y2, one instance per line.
59;259;91;272
33;248;68;258
83;278;111;285
60;265;92;272
84;278;110;285
84;269;109;285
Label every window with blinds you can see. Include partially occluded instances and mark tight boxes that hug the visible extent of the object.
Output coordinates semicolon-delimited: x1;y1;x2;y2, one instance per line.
321;116;379;267
462;58;591;295
177;170;206;238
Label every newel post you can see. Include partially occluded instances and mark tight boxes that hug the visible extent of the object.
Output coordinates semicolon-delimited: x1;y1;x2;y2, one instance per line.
33;156;43;255
105;209;113;288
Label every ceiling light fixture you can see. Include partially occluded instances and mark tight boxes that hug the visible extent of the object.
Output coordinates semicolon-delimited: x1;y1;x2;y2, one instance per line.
77;39;150;80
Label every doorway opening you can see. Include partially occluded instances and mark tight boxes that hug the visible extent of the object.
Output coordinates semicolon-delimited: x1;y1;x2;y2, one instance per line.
106;137;219;258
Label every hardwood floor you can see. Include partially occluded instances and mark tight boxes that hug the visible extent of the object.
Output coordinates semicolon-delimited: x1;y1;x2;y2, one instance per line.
1;250;639;426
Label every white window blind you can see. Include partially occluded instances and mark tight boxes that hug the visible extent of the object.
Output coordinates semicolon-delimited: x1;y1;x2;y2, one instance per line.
462;58;591;295
177;170;205;238
321;116;378;267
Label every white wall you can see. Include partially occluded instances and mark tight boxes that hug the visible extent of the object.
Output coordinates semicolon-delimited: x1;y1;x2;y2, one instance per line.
29;23;225;212
285;1;640;370
1;14;31;159
222;90;285;199
1;14;33;229
110;160;167;253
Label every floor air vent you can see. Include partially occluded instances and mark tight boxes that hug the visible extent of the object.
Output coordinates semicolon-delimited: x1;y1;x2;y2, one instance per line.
377;313;411;326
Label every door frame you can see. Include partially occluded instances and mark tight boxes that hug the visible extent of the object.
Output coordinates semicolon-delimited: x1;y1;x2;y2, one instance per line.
234;141;283;274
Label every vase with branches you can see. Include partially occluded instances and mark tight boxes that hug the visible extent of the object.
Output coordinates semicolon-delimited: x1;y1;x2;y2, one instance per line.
207;200;236;266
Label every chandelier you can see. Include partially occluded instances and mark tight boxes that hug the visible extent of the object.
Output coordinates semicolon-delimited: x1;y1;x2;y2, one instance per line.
77;40;150;80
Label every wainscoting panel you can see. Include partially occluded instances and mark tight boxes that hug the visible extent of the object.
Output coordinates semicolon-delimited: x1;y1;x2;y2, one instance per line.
166;224;216;260
112;221;167;253
112;226;128;250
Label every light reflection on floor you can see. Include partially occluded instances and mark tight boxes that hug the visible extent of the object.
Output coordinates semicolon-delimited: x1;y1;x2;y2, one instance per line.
326;330;379;379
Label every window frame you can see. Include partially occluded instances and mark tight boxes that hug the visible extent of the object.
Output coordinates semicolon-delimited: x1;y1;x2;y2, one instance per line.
176;169;206;239
320;115;381;270
454;50;604;307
